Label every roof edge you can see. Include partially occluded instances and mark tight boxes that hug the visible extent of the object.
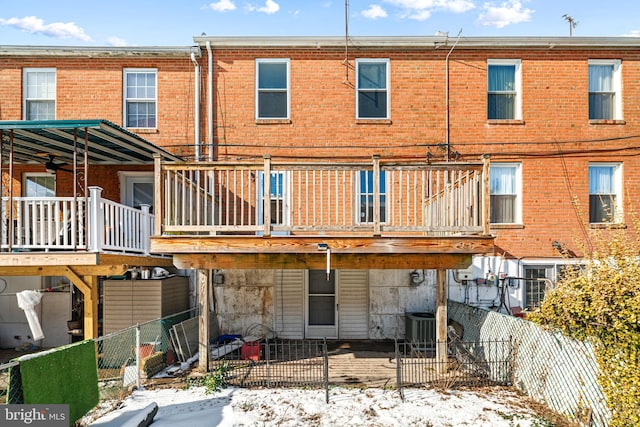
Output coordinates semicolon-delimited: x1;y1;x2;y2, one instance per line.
0;45;201;57
193;35;640;49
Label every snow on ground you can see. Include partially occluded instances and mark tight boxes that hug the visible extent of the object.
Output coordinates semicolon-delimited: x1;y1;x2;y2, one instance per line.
87;385;549;426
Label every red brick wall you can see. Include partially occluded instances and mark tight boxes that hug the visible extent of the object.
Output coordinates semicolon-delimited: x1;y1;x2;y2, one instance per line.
207;46;640;258
0;55;196;151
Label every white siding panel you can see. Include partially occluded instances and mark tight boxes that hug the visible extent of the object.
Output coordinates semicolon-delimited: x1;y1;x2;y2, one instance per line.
274;270;304;339
338;270;369;339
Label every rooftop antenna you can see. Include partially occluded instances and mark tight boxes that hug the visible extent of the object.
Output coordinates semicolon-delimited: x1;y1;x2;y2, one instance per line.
343;0;350;84
562;14;578;37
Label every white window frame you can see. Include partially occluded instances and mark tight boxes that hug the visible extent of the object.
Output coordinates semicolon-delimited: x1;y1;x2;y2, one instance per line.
255;58;290;120
487;59;521;120
489;163;522;225
356;170;387;224
588;162;622;224
123;68;158;129
355;58;390;120
23;68;56;120
23;173;56;197
257;171;291;232
588;59;622;121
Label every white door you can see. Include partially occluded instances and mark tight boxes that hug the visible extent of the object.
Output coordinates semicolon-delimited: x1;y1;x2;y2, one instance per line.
120;172;154;211
305;270;338;338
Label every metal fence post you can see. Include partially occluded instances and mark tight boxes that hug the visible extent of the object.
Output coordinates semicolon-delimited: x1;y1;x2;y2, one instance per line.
135;323;141;390
265;339;271;388
395;339;404;402
323;338;329;403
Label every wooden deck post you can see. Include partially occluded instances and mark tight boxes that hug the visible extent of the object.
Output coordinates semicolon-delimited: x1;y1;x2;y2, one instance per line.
435;268;448;373
263;155;272;237
372;155;381;237
482;154;491;236
198;269;210;373
83;275;99;339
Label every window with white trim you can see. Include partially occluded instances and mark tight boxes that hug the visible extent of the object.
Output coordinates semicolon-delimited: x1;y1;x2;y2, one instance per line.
523;265;552;310
487;59;521;120
258;171;290;227
588;59;621;120
490;163;521;224
357;170;387;223
356;59;389;119
124;68;157;128
255;59;290;119
23;173;55;197
23;68;56;120
589;163;622;223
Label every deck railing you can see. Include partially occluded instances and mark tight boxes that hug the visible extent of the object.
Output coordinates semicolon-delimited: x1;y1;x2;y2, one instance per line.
155;155;490;237
0;187;153;254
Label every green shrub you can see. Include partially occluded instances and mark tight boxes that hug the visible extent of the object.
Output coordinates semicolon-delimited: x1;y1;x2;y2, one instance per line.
529;229;640;427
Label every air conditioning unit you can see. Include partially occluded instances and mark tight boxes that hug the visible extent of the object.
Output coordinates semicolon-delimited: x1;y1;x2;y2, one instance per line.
405;312;436;344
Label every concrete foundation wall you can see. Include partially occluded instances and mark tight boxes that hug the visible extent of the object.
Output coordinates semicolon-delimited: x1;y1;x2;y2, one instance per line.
212;269;438;340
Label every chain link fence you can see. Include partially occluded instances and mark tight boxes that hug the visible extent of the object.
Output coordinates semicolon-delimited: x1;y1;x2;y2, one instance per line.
0;360;22;404
95;308;196;400
448;301;610;427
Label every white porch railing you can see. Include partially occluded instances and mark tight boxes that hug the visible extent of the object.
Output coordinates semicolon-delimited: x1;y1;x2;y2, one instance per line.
0;187;154;254
155;155;491;237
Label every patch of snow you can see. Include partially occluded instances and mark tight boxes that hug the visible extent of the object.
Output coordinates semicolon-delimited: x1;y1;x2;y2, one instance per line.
87;386;546;427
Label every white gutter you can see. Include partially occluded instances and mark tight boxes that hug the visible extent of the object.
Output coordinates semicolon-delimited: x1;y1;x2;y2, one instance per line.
190;52;201;161
206;41;213;161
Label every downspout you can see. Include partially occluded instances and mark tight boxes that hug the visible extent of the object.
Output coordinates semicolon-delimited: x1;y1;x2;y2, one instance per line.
206;41;214;161
445;30;462;162
190;51;201;161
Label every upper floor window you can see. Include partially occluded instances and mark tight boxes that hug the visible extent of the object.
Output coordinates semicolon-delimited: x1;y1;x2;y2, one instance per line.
589;163;622;223
124;69;157;128
356;59;389;119
490;163;521;224
255;59;290;119
588;59;621;120
258;171;290;227
23;68;56;120
357;170;387;223
487;59;521;120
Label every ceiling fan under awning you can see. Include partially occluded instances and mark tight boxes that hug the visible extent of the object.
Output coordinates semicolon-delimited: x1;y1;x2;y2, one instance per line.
44;154;73;174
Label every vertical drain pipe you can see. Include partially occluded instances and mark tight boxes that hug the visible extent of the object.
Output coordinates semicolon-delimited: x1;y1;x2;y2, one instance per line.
206;41;214;161
191;51;201;162
445;30;462;162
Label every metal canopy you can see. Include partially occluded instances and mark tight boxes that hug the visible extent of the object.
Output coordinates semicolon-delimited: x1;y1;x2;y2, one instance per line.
0;119;182;165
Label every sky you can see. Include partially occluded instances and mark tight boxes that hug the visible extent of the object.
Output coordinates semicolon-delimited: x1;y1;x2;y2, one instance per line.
0;0;638;47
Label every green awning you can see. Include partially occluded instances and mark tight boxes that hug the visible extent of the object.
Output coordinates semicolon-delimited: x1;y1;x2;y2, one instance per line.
0;119;181;164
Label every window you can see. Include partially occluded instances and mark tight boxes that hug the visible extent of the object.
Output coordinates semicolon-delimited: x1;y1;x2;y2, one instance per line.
23;68;56;120
589;163;622;223
258;171;290;227
357;170;387;223
523;265;552;310
588;59;621;120
490;164;521;224
24;173;55;197
124;69;157;128
487;59;521;120
255;59;290;119
356;59;389;119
